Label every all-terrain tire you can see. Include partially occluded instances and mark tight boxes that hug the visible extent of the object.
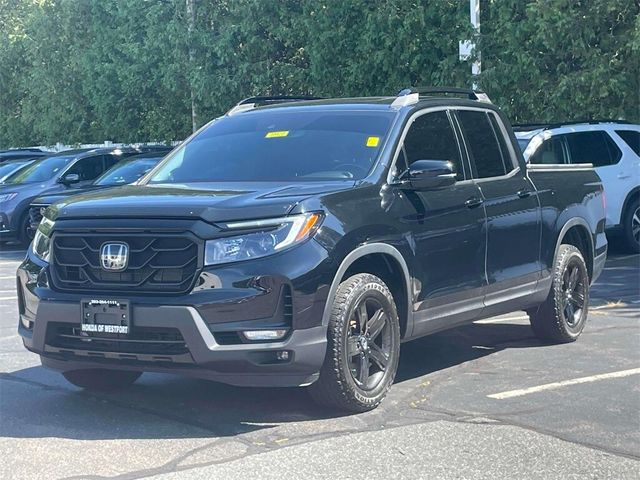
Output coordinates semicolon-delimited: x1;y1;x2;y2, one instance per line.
529;244;589;343
309;273;400;412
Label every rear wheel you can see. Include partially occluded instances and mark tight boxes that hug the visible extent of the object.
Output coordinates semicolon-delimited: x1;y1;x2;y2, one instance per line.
62;369;142;391
529;244;589;343
309;273;400;412
622;198;640;253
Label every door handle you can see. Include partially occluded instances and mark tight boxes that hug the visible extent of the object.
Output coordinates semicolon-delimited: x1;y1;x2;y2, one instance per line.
617;173;631;179
517;189;532;198
465;196;484;209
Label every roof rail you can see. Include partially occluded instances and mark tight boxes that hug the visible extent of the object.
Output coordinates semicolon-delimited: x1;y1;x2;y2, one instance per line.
513;119;631;132
227;95;323;115
391;86;491;108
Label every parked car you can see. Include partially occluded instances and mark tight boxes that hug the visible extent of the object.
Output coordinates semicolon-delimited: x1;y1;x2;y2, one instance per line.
18;88;607;412
0;158;35;183
29;151;169;231
516;121;639;252
0;147;141;245
0;148;48;163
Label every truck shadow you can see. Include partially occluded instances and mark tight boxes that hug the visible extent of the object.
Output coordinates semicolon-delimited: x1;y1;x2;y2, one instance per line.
0;321;539;441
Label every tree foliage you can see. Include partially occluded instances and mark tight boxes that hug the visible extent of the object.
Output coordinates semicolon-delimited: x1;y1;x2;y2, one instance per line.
0;0;637;148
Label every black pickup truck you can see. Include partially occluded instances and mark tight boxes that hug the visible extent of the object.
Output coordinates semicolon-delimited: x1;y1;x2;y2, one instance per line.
18;88;607;411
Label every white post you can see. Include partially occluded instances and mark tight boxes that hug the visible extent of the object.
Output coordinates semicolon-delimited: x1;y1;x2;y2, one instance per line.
470;0;481;89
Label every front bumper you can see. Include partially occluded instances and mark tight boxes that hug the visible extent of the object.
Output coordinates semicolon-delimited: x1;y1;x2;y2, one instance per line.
0;212;17;241
17;240;332;387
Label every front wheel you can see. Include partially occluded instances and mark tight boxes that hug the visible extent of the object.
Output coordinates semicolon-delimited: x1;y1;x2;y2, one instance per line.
309;273;400;412
62;369;142;391
529;244;589;343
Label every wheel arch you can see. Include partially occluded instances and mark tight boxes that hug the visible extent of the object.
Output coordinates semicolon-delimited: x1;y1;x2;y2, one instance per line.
321;243;413;339
621;187;639;220
554;218;594;281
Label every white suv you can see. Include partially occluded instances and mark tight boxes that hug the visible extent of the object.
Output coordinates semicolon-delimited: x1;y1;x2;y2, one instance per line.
516;121;639;252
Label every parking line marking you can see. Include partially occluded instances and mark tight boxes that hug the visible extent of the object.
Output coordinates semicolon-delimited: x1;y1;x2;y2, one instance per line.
0;296;17;301
0;276;16;280
487;368;640;400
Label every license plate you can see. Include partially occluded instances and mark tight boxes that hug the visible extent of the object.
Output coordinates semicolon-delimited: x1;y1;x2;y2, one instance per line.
81;299;130;335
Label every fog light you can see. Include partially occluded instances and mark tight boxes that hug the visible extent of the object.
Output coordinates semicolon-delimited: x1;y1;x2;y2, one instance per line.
242;329;288;341
20;315;32;330
276;350;290;361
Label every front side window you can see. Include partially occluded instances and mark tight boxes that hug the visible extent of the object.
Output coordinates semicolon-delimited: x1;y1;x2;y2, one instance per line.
530;137;568;164
148;110;395;183
457;110;509;179
65;155;106;181
565;131;621;166
400;110;465;180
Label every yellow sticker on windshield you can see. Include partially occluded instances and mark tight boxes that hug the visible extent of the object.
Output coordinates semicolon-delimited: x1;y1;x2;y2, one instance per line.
265;130;289;138
366;136;380;147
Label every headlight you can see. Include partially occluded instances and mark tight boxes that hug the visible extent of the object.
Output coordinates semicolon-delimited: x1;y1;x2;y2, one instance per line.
205;212;322;266
0;193;18;202
32;217;54;262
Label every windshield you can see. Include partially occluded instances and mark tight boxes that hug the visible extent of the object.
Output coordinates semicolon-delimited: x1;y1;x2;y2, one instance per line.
3;155;74;184
94;158;160;186
517;138;531;152
0;161;31;182
148;110;395;183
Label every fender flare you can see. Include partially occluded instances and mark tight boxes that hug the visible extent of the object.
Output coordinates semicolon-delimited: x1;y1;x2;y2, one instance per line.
320;243;414;333
554;217;594;271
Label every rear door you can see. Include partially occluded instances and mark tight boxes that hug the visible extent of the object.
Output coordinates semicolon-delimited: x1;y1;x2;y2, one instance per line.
563;130;626;228
393;109;487;335
454;109;542;309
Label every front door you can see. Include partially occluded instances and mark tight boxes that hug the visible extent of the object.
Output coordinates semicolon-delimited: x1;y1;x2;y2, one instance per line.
391;109;487;336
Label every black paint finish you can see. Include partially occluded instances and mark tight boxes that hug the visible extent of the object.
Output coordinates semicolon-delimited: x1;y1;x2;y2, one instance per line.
16;96;607;387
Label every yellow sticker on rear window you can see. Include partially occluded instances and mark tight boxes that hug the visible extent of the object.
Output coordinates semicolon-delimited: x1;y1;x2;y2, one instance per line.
265;130;289;138
366;136;380;147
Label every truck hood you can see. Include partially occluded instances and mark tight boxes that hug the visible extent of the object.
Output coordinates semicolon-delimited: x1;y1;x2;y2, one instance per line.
50;181;356;223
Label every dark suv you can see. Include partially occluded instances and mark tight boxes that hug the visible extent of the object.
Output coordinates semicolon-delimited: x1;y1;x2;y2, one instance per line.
1;147;141;244
18;88;607;411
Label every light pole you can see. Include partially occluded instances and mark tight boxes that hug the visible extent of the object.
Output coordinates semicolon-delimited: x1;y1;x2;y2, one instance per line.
470;0;481;89
459;0;481;90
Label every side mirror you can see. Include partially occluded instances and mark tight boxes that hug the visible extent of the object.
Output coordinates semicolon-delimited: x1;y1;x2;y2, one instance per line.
401;160;456;190
59;173;80;185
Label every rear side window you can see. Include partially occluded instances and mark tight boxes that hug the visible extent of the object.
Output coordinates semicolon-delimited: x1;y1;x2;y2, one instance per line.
565;131;622;166
615;130;640;156
530;137;568;164
457;110;508;178
401;110;465;180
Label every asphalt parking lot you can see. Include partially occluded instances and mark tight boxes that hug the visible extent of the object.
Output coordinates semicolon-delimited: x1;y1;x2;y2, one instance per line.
0;245;638;479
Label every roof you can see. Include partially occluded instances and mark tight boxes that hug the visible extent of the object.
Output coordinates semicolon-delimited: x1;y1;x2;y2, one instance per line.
44;147;138;159
122;151;169;160
228;87;496;116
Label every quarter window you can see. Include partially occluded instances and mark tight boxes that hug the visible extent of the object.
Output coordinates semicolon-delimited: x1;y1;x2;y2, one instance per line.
615;130;640;156
457;110;508;178
401;110;465;180
565;131;622;166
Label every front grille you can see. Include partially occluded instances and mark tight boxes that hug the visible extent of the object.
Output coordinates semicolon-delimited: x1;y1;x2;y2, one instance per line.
50;232;200;294
47;323;189;355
